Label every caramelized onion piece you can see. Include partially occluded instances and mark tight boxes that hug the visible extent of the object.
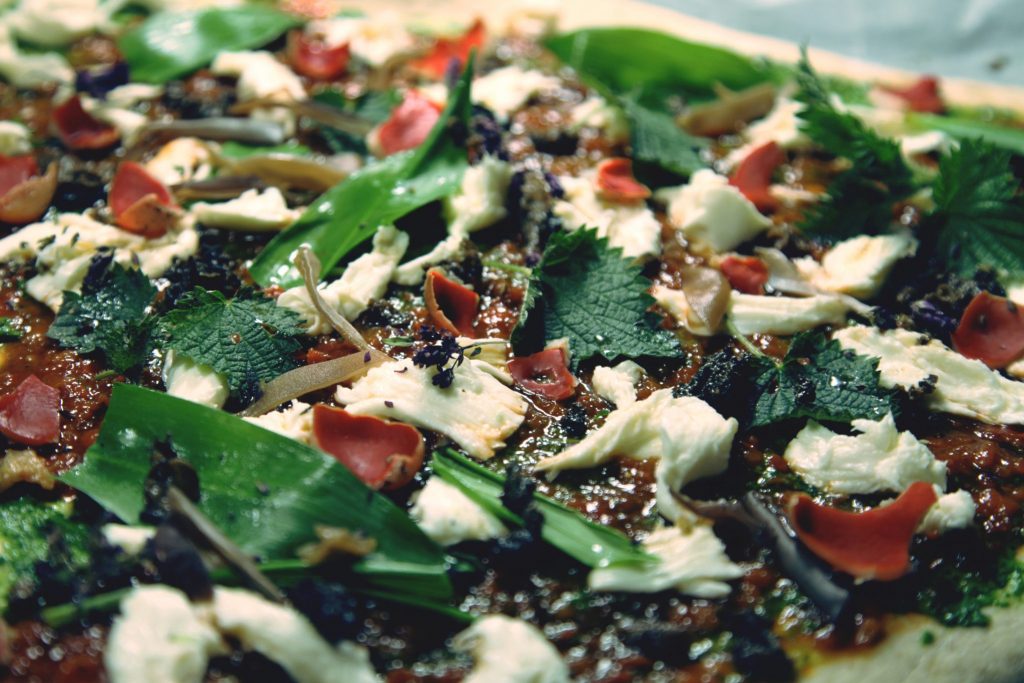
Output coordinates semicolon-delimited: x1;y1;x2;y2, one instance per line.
172;175;267;201
0;162;57;224
0;450;55;492
680;83;777;137
223;153;347;192
239;351;387;417
679;266;731;333
230;98;374;137
298;525;377;565
140;117;286;145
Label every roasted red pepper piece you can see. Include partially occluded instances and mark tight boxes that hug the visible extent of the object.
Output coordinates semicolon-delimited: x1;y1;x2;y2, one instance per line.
508;348;577;400
52;95;120;151
0;375;61;446
719;255;769;295
409;18;485;79
424;269;479;337
595;157;651;203
729;141;784;212
312;405;425;490
952;291;1024;369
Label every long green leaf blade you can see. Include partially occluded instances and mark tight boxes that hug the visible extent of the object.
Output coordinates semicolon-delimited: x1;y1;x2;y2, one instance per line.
119;7;302;84
60;385;452;599
908;112;1024;156
249;57;475;288
431;450;655;569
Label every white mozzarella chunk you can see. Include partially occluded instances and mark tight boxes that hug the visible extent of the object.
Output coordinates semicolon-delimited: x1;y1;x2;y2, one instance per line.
568;96;630;143
101;524;155;555
783;413;946;494
308;13;415;67
554;173;662;260
834;326;1024;425
211;50;306;103
392;233;463;286
650;285;717;336
411;476;507;546
445;155;514;235
279;225;408;334
727;292;851;335
457;337;512;384
591;360;644;408
211;587;380;683
106;83;164;108
657;169;772;255
5;0;110;48
0;24;74;86
80;95;148;145
453;615;570;683
536;392;737;522
0;121;31;155
589;524;743;598
243;401;314;444
900;130;954;157
795;232;917;299
918;489;976;535
145;138;215;187
105;585;224;683
192;188;300;231
0;212;198;311
335;358;528;460
724;97;809;168
471;66;561;118
162;350;230;410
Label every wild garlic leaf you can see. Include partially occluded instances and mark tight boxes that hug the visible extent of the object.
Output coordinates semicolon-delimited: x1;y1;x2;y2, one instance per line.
929;138;1024;280
514;229;679;365
794;54;915;242
47;256;157;374
249;58;475;288
159;288;303;395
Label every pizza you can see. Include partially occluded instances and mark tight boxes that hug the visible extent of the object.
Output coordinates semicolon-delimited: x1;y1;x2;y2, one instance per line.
1;0;1024;681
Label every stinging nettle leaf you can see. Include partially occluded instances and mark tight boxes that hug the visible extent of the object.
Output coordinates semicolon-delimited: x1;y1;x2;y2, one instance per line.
514;228;679;365
249;57;476;288
119;7;302;84
159;287;304;395
624;99;707;179
60;384;452;600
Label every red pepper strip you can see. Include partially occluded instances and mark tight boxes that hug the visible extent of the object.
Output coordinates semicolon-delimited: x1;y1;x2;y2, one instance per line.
595;157;651;203
789;482;938;581
729;141;784;212
719;255;768;295
287;30;351;80
409;18;485;79
312;405;425;490
424;269;479;337
374;91;443;157
0;155;38;197
508;348;576;400
0;160;57;225
109;161;178;237
880;76;945;114
52;95;120;151
0;375;61;446
952;291;1024;369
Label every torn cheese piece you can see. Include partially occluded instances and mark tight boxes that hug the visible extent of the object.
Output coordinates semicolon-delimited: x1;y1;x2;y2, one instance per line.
588;524;743;598
453;615;570;683
5;0;110;48
145;138;215;187
651;284;718;336
0;121;31;156
795;232;917;300
308;13;415;66
162;350;230;410
392;233;463;286
591;360;645;408
0;212;198;311
727;292;851;335
444;155;514;235
834;325;1024;425
278;225;408;334
211;50;305;103
0;23;74;87
335;358;527;460
192;188;300;231
211;588;380;683
657;169;772;255
411;476;507;546
554;172;662;260
918;489;976;535
243;401;314;444
783;413;946;494
104;585;224;683
471;65;561;118
568;95;630;144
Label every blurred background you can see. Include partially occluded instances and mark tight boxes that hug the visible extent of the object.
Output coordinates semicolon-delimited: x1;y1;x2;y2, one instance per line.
651;0;1024;86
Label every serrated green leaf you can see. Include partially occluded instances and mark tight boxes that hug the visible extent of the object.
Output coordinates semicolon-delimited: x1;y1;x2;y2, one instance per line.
929;138;1024;280
60;385;452;600
249;59;474;288
514;228;679;365
118;7;301;84
624;99;707;178
47;258;157;373
159;288;303;394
